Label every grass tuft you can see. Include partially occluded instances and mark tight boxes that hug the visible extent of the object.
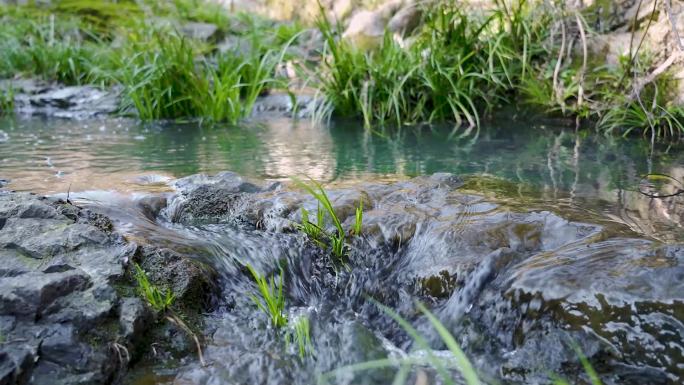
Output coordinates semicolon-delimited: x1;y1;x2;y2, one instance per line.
293;177;346;260
0;85;14;115
133;263;175;313
246;263;288;329
287;315;314;359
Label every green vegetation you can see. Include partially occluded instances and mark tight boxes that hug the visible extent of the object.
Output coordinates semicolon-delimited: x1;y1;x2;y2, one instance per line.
293;178;347;260
299;204;326;247
0;85;13;115
246;263;288;329
0;0;300;122
352;199;363;236
133;262;206;366
321;300;603;385
287;316;314;359
133;263;175;313
314;0;683;138
246;263;316;358
315;0;544;128
0;0;681;136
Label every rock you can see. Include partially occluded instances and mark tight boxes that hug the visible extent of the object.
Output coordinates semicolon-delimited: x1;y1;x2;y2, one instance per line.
180;22;221;42
0;80;120;119
119;297;154;358
162;171;684;383
387;3;422;35
252;91;319;119
137;246;217;313
0;193;142;385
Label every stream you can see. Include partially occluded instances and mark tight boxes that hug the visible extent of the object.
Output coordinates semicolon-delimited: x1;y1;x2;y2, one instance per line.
1;115;684;384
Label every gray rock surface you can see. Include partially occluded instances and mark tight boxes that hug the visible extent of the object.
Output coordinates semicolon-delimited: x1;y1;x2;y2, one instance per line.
0;79;120;119
0;193;214;385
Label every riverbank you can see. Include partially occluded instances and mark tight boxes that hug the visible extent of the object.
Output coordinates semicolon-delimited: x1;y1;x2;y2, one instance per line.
1;0;684;139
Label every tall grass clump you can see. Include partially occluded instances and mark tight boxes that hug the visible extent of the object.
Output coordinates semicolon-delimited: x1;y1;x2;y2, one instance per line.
118;30;280;122
315;0;543;128
246;263;288;329
0;10;106;85
519;3;684;138
293;178;347;260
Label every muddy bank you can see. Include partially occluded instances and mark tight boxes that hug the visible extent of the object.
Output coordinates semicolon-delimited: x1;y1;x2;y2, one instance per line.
0;192;215;385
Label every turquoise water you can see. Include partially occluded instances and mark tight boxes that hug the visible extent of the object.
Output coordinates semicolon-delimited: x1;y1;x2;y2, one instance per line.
1;115;683;240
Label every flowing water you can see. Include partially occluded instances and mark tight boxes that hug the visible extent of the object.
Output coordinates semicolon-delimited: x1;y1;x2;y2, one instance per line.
1;115;684;384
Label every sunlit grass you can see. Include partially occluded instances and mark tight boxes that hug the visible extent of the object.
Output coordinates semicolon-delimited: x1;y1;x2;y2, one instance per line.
293;177;347;260
247;263;288;329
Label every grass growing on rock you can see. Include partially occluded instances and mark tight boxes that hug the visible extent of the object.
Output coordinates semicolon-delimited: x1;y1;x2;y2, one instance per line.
293;178;347;260
247;263;288;329
133;262;206;366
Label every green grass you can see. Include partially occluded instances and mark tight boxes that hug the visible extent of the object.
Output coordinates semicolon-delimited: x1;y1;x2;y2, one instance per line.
133;263;175;313
0;1;299;123
287;315;314;358
352;199;363;236
313;0;683;138
299;205;326;247
315;0;542;129
293;177;347;260
246;263;288;329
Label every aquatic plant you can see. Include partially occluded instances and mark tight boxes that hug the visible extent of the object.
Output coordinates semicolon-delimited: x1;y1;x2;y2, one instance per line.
292;178;346;260
352;199;363;236
134;263;175;313
246;263;288;329
287;315;314;359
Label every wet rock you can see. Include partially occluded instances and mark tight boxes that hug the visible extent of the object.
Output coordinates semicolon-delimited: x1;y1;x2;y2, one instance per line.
119;297;154;357
180;22;220;42
252;92;319;119
0;193;144;385
137;246;217;313
1;79;120;119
